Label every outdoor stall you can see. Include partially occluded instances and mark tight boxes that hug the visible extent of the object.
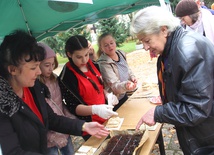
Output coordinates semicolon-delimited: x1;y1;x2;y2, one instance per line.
76;83;165;155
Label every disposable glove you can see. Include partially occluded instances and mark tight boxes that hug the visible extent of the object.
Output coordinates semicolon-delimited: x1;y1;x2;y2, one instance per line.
107;92;119;106
92;105;118;119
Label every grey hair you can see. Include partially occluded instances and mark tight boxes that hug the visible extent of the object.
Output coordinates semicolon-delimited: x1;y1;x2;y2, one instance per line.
130;6;180;36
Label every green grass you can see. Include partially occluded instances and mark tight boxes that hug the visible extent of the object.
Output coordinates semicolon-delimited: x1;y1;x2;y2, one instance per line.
118;40;137;53
57;55;68;64
92;40;136;53
57;40;137;64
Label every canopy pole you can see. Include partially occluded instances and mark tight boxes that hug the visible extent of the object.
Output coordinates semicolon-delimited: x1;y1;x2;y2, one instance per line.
17;0;31;35
159;0;172;12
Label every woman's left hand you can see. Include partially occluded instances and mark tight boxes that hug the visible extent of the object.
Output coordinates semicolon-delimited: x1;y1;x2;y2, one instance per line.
107;92;119;106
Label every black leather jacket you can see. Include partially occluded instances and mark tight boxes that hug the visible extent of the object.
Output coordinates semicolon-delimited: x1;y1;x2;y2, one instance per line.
154;27;214;152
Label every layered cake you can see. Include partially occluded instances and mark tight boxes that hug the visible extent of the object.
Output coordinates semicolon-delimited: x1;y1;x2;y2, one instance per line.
99;133;143;155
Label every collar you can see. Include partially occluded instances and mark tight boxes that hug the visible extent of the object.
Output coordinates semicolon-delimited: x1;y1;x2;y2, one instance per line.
98;50;122;63
0;76;20;117
162;26;183;58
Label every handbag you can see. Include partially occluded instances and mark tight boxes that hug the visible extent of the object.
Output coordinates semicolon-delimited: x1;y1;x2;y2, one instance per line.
181;127;214;155
193;146;214;155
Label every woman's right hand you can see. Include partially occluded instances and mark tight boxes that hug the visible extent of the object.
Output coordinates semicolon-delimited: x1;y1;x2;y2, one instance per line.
126;81;137;91
83;122;109;138
136;107;156;130
92;105;118;119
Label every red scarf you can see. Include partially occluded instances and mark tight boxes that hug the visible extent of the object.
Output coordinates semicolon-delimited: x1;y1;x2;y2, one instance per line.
66;60;106;123
22;87;44;124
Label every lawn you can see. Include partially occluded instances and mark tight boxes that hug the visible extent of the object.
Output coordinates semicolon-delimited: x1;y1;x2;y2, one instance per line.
119;41;137;53
93;40;137;53
57;55;68;64
57;40;138;64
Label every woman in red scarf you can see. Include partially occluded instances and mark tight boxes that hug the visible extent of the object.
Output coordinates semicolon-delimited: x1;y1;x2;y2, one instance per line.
59;35;118;140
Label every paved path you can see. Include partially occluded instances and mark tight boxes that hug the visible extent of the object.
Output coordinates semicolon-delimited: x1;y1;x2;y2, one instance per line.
54;49;184;154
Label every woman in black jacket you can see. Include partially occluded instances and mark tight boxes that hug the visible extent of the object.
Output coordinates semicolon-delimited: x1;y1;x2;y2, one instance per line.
130;6;214;155
0;30;109;155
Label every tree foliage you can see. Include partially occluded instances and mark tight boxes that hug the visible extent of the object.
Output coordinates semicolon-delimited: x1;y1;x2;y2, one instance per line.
41;25;91;56
96;16;129;47
169;0;180;12
204;0;214;8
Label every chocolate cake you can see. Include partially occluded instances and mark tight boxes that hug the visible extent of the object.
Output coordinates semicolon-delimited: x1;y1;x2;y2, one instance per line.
99;133;143;155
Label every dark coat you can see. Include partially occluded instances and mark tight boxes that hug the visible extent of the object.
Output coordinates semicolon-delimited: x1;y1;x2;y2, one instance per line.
154;27;214;153
0;77;84;155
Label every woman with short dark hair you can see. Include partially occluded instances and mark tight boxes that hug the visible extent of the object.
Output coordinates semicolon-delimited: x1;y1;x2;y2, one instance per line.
0;30;109;155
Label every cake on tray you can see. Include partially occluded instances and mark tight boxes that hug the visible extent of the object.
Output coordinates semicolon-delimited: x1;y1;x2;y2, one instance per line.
99;133;143;155
95;129;149;155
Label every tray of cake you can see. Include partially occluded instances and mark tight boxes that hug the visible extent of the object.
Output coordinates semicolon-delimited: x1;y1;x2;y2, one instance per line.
94;127;149;155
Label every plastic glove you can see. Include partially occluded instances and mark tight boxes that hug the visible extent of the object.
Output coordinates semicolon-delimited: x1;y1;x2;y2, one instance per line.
107;92;119;106
92;105;118;119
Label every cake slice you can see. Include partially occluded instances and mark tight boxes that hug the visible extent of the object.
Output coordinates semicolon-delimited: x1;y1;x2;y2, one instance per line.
75;145;93;155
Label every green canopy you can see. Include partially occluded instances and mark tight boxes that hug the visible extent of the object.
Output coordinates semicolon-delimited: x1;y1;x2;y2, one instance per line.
0;0;170;41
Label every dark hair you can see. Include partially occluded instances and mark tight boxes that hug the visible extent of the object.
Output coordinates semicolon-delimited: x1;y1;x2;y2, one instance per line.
97;32;114;58
0;30;45;80
189;12;199;25
65;35;88;55
65;35;103;93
